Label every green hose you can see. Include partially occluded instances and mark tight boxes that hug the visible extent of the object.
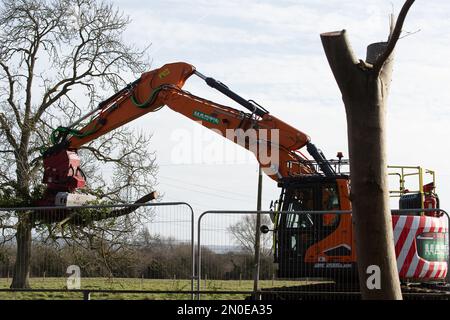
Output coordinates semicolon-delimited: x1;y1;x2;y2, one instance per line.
131;86;163;108
50;125;100;145
47;85;164;149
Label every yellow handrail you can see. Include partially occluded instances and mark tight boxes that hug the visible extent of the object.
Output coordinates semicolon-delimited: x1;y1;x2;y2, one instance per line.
387;165;436;198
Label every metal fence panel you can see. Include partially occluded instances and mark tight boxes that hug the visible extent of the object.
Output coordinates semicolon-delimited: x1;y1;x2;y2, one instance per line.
196;209;450;300
1;204;448;300
0;202;195;300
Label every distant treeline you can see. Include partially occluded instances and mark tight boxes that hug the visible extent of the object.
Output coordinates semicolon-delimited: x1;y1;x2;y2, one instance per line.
0;237;277;280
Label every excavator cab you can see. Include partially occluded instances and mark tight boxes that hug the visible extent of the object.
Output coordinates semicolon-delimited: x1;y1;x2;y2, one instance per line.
273;175;355;279
272;165;448;282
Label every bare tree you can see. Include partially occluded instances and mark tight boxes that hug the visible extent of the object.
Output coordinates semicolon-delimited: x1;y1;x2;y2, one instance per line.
228;214;273;257
320;0;415;299
0;0;157;288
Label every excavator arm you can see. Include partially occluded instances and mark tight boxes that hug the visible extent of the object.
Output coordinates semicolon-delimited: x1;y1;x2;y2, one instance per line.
41;62;329;205
160;81;315;180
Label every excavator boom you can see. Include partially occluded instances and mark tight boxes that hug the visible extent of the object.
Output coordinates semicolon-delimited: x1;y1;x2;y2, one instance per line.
62;63;197;148
42;62;319;204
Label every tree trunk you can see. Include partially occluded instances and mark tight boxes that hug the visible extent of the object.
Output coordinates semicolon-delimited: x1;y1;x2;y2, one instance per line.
11;145;33;289
11;214;32;289
321;30;402;299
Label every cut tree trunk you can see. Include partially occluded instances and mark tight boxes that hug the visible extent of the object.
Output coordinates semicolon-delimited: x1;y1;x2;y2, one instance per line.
10;214;32;289
321;30;402;299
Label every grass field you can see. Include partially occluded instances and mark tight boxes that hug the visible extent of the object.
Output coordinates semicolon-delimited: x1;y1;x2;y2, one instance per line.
0;277;319;300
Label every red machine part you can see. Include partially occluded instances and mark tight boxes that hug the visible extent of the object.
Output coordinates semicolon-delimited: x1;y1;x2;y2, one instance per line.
42;149;85;193
423;182;439;217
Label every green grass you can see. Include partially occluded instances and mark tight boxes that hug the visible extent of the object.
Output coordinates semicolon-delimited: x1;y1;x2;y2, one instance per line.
0;277;322;300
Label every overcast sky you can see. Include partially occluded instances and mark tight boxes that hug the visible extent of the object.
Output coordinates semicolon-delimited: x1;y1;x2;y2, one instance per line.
107;0;450;222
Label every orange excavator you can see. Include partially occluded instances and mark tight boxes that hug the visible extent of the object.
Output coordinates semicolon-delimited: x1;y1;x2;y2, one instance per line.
40;62;448;283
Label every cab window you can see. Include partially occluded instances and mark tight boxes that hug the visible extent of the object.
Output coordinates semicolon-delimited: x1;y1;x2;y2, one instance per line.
285;188;314;228
321;184;340;227
287;188;314;211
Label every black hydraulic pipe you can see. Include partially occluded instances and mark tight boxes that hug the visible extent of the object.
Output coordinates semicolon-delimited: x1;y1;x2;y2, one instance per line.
200;76;268;117
97;78;140;110
307;142;336;177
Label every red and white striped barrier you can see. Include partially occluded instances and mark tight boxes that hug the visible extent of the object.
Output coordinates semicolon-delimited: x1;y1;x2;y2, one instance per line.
393;215;448;280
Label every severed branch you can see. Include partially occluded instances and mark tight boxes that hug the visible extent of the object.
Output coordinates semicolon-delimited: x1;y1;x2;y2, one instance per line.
53;191;159;228
101;191;158;220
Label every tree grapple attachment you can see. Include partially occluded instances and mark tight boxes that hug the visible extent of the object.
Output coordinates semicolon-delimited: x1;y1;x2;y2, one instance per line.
38;148;92;209
42;149;86;193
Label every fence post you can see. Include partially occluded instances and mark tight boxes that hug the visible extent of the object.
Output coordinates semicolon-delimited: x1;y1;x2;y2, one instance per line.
195;211;212;300
182;202;195;301
446;212;450;284
83;290;91;300
253;166;263;300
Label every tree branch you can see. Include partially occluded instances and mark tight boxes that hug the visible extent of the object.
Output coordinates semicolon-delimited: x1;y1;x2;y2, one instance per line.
0;61;21;127
80;145;136;165
0;113;18;151
320;30;361;94
372;0;415;75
